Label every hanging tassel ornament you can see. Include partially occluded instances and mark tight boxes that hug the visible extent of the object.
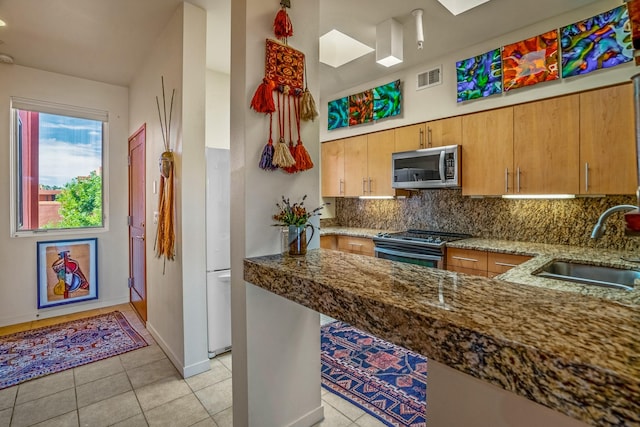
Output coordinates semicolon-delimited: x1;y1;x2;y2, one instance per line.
272;89;296;168
300;61;318;122
250;78;276;113
273;0;293;42
283;94;299;174
293;95;313;171
259;113;277;170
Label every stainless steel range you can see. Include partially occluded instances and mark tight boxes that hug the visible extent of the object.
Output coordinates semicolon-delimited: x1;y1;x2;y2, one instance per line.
373;230;472;269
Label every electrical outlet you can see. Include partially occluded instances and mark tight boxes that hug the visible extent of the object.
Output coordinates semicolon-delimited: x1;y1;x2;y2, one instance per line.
153;211;159;224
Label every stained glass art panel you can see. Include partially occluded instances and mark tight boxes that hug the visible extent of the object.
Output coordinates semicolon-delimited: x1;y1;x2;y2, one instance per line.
456;49;503;102
372;80;401;121
502;30;559;92
560;5;632;78
349;90;373;126
327;97;348;130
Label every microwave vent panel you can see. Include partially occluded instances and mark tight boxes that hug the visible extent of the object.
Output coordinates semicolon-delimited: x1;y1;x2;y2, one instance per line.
416;65;442;90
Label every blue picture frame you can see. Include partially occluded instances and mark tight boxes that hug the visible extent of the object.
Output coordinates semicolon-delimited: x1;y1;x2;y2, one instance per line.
37;238;98;309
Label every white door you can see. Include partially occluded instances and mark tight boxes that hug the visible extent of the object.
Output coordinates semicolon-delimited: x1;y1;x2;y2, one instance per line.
207;269;232;357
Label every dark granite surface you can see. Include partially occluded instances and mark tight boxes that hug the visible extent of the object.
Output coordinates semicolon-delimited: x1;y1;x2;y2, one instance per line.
244;249;640;427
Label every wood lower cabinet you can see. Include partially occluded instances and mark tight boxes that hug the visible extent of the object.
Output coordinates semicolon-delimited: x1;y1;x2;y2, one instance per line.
462;107;514;196
579;84;637;195
447;248;531;278
513;94;580;195
321;139;345;197
320;235;338;250
337;236;375;256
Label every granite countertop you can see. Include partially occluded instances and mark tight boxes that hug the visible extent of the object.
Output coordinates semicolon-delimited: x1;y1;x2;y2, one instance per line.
319;226;393;238
447;238;640;306
244;249;640;427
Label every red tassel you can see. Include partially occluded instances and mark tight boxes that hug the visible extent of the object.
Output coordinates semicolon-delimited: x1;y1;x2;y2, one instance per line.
283;140;298;174
250;78;276;113
294;140;313;171
273;9;293;40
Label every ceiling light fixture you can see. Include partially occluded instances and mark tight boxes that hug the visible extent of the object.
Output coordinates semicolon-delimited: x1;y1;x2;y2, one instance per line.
436;0;491;16
412;9;424;50
319;29;374;68
376;18;403;67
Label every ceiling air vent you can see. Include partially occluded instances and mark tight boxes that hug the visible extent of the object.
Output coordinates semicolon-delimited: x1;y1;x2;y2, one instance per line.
416;65;442;90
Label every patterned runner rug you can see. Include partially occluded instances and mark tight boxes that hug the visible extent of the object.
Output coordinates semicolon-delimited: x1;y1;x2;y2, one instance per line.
0;311;148;389
321;321;427;427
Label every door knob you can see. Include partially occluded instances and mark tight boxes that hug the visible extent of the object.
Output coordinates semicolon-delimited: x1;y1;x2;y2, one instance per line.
133;235;145;241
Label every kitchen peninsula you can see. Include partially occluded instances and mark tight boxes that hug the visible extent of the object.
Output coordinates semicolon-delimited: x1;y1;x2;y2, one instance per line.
244;249;639;427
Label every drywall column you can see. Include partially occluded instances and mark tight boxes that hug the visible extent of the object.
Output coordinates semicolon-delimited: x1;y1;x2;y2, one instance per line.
230;0;322;426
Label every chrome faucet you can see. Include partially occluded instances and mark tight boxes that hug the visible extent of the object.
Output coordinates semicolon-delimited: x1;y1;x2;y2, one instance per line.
590;205;637;239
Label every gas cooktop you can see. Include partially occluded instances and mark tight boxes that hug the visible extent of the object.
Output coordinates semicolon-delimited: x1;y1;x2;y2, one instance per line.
374;229;472;247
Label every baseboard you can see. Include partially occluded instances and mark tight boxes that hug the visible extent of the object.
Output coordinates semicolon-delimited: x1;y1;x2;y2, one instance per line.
145;321;210;379
286;405;324;427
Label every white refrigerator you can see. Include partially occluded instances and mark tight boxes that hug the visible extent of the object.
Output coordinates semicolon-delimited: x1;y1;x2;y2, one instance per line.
205;148;232;357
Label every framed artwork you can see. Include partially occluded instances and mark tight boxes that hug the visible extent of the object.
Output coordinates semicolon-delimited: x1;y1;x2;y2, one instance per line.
456;48;503;102
560;5;632;78
328;97;348;130
502;30;559;92
37;238;98;309
373;80;402;120
349;90;373;126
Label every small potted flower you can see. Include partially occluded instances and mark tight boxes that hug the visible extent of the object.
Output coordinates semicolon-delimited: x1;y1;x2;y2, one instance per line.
273;195;324;256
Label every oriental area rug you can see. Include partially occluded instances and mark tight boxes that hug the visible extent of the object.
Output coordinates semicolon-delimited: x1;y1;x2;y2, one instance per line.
0;311;147;390
321;321;427;427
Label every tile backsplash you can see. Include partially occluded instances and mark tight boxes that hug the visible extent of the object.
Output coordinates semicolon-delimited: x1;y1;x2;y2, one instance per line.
333;189;640;251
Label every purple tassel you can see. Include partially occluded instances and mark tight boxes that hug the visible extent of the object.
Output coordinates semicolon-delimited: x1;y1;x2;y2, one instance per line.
259;140;277;170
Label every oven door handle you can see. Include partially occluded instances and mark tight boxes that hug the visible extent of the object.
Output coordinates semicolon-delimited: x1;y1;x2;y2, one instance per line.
374;247;443;261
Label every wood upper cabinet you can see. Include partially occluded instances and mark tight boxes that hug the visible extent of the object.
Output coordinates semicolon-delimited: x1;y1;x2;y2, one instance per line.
366;129;395;196
321;139;345;197
426;116;462;148
513;94;580;195
343;135;369;196
579;84;637;195
462;107;514;196
395;123;426;152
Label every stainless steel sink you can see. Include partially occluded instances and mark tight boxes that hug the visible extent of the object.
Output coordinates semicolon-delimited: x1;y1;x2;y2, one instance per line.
534;260;639;291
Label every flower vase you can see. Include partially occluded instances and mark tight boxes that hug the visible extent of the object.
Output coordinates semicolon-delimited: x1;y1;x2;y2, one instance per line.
288;224;315;256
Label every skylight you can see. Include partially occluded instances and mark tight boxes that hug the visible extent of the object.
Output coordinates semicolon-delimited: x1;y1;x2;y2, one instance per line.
437;0;491;15
319;29;374;68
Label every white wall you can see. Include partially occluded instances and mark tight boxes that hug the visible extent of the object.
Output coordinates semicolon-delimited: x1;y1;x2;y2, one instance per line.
129;2;209;378
206;69;231;149
321;0;636;142
230;0;322;424
0;65;129;327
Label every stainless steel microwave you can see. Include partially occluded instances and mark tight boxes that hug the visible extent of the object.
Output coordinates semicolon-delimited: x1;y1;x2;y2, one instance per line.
392;145;461;189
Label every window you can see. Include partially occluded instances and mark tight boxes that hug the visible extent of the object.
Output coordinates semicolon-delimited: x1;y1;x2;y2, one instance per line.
11;98;107;234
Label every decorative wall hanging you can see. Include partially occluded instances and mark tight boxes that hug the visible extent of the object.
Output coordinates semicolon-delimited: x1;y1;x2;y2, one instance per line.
373;80;401;120
456;49;503;102
502;30;559;92
349;90;374;126
627;0;640;60
155;76;176;267
561;5;632;78
37;238;98;309
251;0;314;174
328;97;349;130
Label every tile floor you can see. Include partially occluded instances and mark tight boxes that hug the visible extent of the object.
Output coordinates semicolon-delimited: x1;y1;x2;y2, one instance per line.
0;304;387;427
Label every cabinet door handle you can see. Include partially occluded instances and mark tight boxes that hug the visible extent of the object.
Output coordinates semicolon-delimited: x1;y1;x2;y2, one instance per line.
339;179;344;195
494;262;517;267
419;128;424;148
585;162;589;193
349;243;363;247
362;178;367;194
427;126;433;147
516;167;521;193
505;168;509;193
368;178;372;194
452;256;478;262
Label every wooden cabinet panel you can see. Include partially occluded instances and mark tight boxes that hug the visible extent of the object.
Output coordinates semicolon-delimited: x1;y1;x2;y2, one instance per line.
367;129;395;197
487;252;532;275
426;116;462;148
513;95;580;194
448;265;489;277
320;235;338;250
447;248;488;271
343;135;368;197
337;236;375;256
462;107;514;196
580;84;637;195
321;140;344;197
395;123;426;152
